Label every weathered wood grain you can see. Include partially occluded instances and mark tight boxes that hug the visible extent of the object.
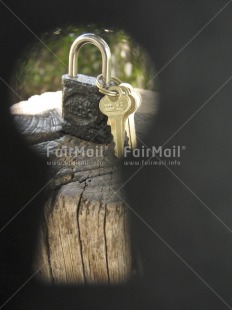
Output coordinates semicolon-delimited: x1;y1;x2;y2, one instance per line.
12;89;157;284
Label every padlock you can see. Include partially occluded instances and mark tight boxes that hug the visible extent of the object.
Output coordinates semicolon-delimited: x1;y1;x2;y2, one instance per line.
62;33;113;143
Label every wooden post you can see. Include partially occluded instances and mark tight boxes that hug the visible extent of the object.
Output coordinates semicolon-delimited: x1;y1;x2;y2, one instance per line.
11;90;157;284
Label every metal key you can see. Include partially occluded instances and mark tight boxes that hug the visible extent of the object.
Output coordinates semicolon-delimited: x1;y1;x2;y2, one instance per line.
106;85;136;143
120;84;137;148
99;86;132;158
120;83;142;149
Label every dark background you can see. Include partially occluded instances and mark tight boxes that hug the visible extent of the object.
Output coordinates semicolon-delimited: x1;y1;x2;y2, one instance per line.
1;0;232;309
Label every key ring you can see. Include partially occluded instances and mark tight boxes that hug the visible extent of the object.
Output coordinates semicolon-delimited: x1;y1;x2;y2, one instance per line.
96;74;122;96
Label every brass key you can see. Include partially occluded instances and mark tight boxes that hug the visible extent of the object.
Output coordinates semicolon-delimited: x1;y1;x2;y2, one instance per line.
99;86;132;158
107;85;136;144
120;84;137;148
120;83;142;149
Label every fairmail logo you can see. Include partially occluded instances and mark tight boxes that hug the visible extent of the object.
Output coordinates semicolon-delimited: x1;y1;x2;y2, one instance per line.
46;145;105;158
123;145;186;158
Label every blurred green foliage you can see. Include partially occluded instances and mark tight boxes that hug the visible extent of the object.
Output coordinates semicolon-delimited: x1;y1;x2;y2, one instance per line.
13;25;156;101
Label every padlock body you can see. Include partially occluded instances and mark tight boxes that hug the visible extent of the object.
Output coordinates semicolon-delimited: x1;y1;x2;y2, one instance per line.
62;74;112;143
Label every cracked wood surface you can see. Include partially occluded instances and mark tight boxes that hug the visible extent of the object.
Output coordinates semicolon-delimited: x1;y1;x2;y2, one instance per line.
11;90;157;284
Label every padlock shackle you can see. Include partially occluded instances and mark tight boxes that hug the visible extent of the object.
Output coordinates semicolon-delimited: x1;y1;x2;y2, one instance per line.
68;33;112;85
